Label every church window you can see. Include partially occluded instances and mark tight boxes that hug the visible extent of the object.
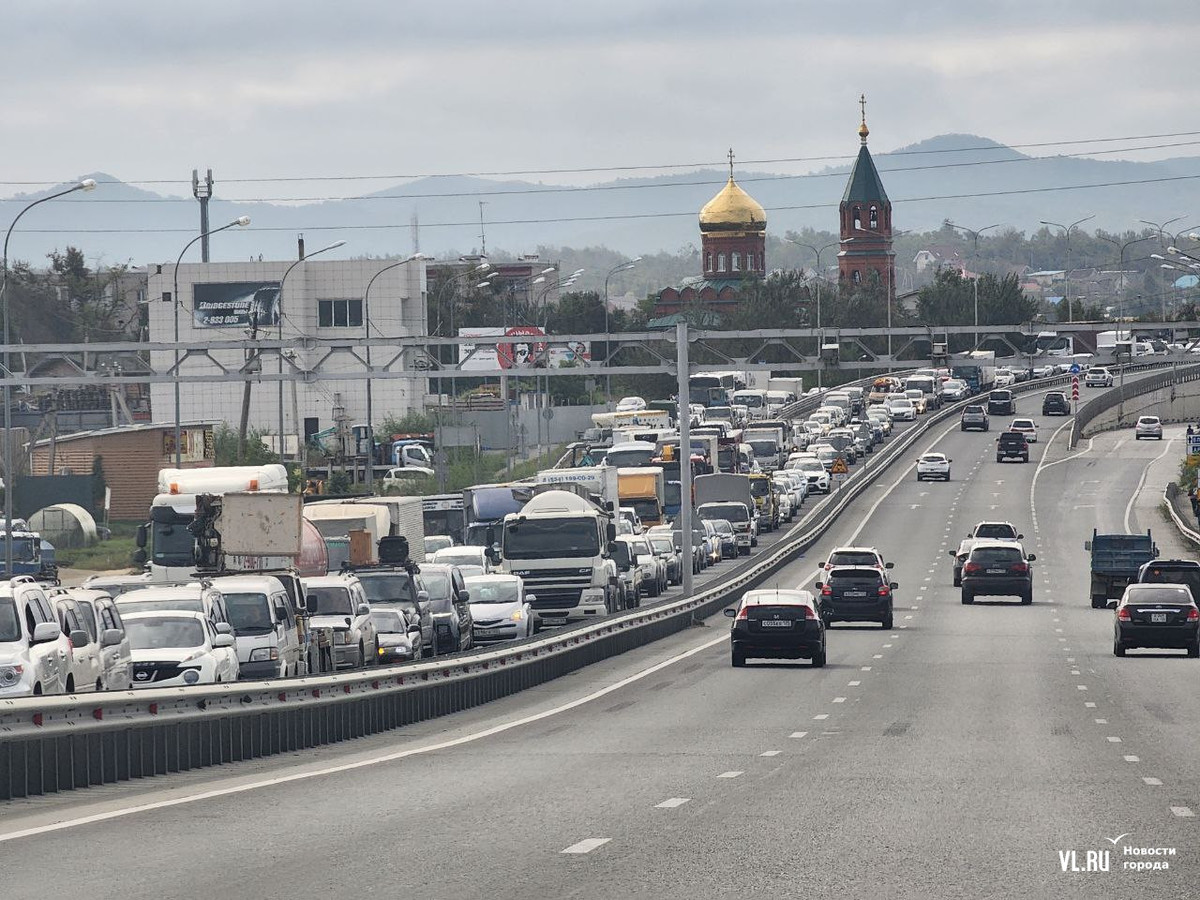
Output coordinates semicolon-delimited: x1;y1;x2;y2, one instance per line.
869;206;879;229
705;252;712;273
853;206;862;230
717;253;726;273
731;252;741;272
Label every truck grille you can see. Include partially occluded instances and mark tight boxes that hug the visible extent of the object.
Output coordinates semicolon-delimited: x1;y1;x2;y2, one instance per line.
510;567;591;608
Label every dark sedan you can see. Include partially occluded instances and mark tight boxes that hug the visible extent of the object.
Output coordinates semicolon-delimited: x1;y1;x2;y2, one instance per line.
815;566;896;629
961;541;1034;604
1114;584;1200;657
725;589;826;667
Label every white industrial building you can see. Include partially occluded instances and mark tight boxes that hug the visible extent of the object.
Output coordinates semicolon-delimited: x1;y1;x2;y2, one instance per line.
147;257;427;451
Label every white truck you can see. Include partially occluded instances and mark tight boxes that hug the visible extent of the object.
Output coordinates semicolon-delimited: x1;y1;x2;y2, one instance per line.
693;473;756;553
140;464;290;583
494;489;621;626
535;465;620;509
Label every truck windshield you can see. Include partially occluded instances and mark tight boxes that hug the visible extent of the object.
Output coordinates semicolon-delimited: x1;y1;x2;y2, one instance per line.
748;440;777;456
222;593;274;634
607;449;655;468
749;480;770;498
503;518;600;560
700;502;748;523
151;520;196;567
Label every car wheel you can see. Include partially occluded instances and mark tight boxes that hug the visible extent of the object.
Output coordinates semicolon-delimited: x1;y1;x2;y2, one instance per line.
1021;592;1033;605
1189;642;1200;659
1091;594;1107;609
731;649;746;668
881;613;893;630
358;641;366;667
65;676;74;693
1113;639;1126;658
961;591;974;605
996;456;1003;463
944;473;950;481
812;645;827;668
953;572;962;587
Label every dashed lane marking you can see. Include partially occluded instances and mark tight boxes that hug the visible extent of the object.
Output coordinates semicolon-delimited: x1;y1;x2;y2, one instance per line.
1124;755;1140;762
562;838;611;854
1144;778;1163;786
832;697;846;703
789;732;808;739
717;771;744;779
813;714;829;721
848;681;861;686
1171;807;1195;818
655;798;691;809
760;751;782;757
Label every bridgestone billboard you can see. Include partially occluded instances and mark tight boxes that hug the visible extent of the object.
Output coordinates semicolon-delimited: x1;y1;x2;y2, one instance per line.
193;282;281;328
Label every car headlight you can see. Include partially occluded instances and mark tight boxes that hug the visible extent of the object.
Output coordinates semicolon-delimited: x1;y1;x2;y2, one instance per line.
333;631;349;645
510;609;525;622
0;664;24;688
182;668;201;684
248;647;279;662
581;587;605;602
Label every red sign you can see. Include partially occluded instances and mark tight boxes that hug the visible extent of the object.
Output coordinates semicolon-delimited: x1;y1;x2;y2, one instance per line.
496;326;548;369
1071;376;1080;400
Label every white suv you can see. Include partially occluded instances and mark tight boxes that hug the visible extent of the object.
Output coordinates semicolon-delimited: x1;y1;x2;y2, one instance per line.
303;574;377;669
0;578;69;697
1085;367;1114;387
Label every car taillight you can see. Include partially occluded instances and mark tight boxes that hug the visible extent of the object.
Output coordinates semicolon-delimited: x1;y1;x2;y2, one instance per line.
1188;607;1199;622
1010;562;1028;574
736;606;751;620
877;585;890;596
803;606;818;619
1117;606;1131;621
964;562;981;575
821;585;832;596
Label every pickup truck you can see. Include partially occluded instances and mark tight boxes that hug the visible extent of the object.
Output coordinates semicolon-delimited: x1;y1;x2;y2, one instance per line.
1085;529;1158;608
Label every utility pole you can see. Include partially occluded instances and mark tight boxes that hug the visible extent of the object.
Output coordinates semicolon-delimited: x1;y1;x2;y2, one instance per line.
676;322;694;599
192;169;214;262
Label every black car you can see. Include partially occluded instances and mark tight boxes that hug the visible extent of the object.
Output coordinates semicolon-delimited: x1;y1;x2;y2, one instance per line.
960;404;990;432
815;566;897;629
416;563;474;654
725;588;826;667
1114;583;1200;657
960;541;1035;604
987;390;1016;415
1042;391;1071;416
996;430;1030;463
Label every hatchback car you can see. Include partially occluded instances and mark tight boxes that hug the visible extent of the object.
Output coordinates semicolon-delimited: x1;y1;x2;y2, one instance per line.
1009;418;1038;443
815;566;897;629
987;390;1016;415
996;430;1030;463
916;452;951;482
1114;584;1200;657
465;574;535;643
725;589;826;667
1085;366;1114;388
960;541;1035;605
1042;392;1071;416
960;405;989;432
1135;416;1163;440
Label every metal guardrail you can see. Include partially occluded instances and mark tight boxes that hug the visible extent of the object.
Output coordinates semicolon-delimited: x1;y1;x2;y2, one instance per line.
1162;483;1200;549
0;370;1086;800
1069;361;1200;449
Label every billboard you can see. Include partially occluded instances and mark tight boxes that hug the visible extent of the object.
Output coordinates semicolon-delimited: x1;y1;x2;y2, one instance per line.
458;327;591;371
193;282;281;328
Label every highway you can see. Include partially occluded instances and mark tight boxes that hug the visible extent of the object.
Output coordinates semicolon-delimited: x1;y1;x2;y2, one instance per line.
2;388;1197;898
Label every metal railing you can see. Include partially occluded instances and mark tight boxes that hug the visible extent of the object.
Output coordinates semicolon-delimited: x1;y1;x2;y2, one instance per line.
1070;363;1200;449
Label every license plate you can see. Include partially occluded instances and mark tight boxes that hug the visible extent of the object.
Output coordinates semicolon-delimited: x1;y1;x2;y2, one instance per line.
845;591;867;597
986;568;1005;574
540;617;567;626
1150;613;1168;623
759;620;792;628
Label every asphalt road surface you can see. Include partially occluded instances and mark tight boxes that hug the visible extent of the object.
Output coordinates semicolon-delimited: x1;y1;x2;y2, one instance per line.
2;386;1196;899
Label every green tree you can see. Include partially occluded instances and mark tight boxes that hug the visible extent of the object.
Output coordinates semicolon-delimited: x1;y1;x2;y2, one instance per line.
213;423;279;466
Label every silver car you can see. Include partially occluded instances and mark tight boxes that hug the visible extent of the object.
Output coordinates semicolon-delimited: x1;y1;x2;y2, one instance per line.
466;574;534;643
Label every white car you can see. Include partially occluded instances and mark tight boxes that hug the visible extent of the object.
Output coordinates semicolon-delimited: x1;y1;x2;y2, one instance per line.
432;545;494;572
65;588;134;691
615;396;647;412
886;397;916;421
303;574;378;669
48;592;107;693
0;579;68;697
916;452;952;482
994;369;1016;388
1085;367;1114;388
466;574;534;642
125;610;239;687
1135;415;1164;440
424;535;454;555
1009;418;1038;443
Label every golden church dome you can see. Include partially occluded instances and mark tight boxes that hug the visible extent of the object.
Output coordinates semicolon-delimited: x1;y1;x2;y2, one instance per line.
699;176;767;232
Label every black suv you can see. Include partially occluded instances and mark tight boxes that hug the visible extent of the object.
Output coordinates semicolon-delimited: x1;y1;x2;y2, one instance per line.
987;390;1016;415
996;430;1029;463
961;541;1035;604
815;566;897;629
960;404;990;432
1042;391;1071;416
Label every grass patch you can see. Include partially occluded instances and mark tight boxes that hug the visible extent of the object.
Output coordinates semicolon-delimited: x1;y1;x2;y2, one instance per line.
56;521;141;572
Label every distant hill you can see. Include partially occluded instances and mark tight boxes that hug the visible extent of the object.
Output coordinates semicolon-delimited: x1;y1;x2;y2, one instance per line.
3;135;1199;274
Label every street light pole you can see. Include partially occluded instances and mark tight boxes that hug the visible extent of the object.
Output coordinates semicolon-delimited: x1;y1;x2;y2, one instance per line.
1;178;97;574
1040;215;1094;323
604;259;639;404
947;221;1003;347
1097;234;1155;329
174;216;251;467
782;238;838;330
276;239;345;469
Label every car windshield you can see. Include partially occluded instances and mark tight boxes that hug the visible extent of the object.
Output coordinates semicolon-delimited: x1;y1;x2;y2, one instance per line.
970;547;1022;564
0;597;20;642
424;536;453;554
974;524;1017;539
370;609;407;633
829;551;879;567
467;580;518;604
118;597;203;614
434;549;483;567
650;537;673;554
503;518;599;560
126;616;205;649
222;592;274;634
358;575;415;605
713;521;733;535
308;586;353;615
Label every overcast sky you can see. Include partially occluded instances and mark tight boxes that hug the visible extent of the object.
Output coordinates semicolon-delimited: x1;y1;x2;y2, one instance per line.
2;0;1198;200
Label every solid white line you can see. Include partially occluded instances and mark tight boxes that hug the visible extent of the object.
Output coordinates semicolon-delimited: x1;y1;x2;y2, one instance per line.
760;750;782;757
562;838;611;854
717;771;744;779
1124;436;1177;533
0;630;730;844
1124;755;1140;762
655;798;691;808
1143;777;1163;786
1171;806;1195;818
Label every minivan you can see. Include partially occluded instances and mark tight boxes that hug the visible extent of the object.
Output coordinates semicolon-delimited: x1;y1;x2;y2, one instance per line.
211;574;304;679
0;578;68;696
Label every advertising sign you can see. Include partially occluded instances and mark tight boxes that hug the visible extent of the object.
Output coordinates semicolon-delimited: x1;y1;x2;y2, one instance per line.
458;327;591;371
193;282;281;328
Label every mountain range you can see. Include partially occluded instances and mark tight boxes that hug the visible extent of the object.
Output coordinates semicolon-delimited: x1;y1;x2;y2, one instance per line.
4;134;1200;273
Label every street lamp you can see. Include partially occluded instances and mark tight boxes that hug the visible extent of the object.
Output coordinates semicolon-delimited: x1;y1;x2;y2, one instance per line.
604;259;639;403
947;221;1003;347
1097;234;1155;329
361;252;427;490
782;237;838;329
276;239;346;466
173;216;251;467
1;177;97;574
1040;215;1094;324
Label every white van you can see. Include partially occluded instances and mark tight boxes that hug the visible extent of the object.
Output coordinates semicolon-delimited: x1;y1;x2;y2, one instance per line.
64;588;133;691
732;389;769;420
0;577;68;696
210;575;303;680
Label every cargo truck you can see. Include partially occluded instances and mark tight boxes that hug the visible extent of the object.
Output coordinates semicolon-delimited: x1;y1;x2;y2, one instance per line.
951;351;997;395
694;473;756;552
421;493;465;543
1085;528;1158;608
462;483;528;547
617;467;666;527
535;465;620;509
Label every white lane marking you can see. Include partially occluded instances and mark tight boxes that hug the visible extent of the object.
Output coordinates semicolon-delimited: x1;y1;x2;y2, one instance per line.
760;750;782;757
1171;807;1195;818
790;731;808;739
1077;685;1088;690
1067;657;1075;662
904;615;913;620
832;697;846;703
1123;436;1177;533
813;714;829;721
562;838;611;854
1144;777;1163;786
883;644;893;648
848;680;861;686
717;771;744;779
1055;629;1063;633
1124;755;1140;762
1085;702;1097;708
872;654;883;659
911;605;919;610
1107;736;1123;743
1029;420;1091;523
0;629;732;845
1071;671;1081;676
655;798;691;809
1095;718;1108;724
889;634;899;638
